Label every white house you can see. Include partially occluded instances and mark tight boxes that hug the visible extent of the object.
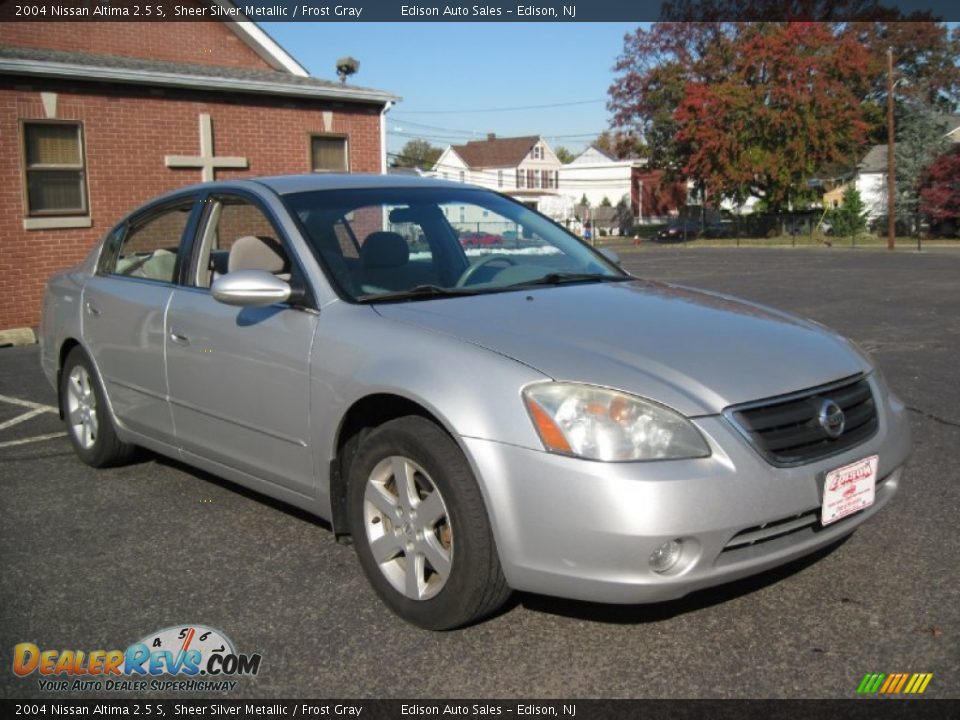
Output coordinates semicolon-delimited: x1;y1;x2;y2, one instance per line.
558;145;646;212
433;134;561;204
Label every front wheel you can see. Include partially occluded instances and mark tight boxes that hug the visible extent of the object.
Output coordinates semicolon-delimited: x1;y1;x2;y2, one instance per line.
60;346;135;467
347;416;511;630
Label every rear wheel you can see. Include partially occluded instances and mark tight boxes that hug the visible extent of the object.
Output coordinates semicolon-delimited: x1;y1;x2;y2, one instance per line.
60;346;135;467
347;416;511;630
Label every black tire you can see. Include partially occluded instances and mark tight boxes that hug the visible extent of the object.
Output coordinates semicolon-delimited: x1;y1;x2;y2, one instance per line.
347;416;511;630
59;346;136;468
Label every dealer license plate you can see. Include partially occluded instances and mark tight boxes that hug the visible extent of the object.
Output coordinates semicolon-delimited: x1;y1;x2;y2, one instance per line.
821;455;878;526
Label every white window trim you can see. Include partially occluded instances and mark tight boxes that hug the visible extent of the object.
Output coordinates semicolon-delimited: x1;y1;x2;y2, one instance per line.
24;215;92;231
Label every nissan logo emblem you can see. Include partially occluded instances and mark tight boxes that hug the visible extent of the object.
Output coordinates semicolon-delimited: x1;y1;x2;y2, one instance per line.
818;400;846;439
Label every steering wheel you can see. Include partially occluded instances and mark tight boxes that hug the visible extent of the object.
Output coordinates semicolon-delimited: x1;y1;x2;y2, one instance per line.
456;255;518;287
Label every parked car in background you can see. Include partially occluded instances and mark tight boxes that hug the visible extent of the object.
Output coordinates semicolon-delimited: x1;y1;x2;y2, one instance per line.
655;219;703;242
41;174;911;630
460;231;503;248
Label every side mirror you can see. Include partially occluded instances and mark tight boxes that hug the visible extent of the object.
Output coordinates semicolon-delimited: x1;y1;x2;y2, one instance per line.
211;270;292;307
598;247;621;266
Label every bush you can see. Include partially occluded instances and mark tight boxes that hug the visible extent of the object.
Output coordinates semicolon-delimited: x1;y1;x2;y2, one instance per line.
827;188;868;238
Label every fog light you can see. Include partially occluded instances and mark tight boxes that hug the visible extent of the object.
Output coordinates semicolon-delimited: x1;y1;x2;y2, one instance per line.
649;539;682;574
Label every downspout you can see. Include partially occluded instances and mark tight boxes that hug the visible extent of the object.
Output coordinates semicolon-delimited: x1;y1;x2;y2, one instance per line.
380;100;394;174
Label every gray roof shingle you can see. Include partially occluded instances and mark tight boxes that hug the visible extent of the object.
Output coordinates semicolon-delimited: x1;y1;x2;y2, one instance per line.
0;46;398;104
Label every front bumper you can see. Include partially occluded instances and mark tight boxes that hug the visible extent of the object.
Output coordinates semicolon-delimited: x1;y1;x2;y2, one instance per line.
462;375;912;604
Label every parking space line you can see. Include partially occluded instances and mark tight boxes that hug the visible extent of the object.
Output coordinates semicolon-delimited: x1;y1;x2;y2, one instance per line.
0;407;50;431
0;394;63;449
0;432;67;448
0;393;58;413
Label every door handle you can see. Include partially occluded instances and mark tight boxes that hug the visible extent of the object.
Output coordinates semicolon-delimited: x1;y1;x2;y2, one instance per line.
85;301;100;317
169;330;190;346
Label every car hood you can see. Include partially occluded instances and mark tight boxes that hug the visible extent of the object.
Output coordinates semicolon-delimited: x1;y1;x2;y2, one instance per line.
374;280;871;416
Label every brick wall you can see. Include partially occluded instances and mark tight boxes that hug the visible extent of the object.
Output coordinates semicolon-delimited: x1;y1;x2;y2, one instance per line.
0;14;275;71
0;78;383;330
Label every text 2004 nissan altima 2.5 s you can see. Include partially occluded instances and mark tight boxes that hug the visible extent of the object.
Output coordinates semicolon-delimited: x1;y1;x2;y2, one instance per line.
40;174;911;629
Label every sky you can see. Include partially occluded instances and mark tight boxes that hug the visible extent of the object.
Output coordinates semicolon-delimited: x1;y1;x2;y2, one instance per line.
268;23;641;159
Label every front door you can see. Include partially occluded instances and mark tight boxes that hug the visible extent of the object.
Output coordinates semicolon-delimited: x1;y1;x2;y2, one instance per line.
164;194;317;497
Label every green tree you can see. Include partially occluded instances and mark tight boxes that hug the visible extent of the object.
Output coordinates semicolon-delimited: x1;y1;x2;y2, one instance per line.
579;193;590;207
594;130;646;160
554;146;575;164
828;187;868;239
392;139;442;169
600;196;612;207
896;102;951;235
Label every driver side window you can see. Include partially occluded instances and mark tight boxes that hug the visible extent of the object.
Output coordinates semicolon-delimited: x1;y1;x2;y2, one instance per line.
192;196;292;289
100;201;193;283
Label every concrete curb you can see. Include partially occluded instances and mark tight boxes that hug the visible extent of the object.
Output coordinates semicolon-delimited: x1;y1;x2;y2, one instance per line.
0;328;37;347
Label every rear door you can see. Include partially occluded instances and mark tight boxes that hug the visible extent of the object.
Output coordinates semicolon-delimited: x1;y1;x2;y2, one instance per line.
82;197;198;444
164;192;318;497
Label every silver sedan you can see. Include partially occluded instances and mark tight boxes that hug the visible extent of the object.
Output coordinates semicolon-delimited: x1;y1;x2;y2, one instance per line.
40;174;912;629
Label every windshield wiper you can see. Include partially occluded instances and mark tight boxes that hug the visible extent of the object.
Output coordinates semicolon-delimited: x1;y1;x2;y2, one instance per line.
358;284;479;303
508;272;631;288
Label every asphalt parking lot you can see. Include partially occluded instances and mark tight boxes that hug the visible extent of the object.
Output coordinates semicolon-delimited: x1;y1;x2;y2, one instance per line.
1;247;958;699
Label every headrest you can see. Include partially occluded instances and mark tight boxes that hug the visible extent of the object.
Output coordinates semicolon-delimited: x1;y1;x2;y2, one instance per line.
360;232;410;269
228;235;287;274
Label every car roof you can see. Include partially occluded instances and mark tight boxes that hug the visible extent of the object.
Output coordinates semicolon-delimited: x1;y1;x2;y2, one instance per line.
254;173;470;195
132;173;488;221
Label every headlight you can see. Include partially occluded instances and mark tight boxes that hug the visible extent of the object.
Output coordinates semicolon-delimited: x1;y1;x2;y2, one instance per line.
522;383;710;462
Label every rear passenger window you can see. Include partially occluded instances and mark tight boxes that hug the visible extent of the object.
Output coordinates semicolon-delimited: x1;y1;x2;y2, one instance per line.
101;201;193;283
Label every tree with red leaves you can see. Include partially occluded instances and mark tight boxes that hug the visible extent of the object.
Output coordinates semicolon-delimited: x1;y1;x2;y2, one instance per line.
919;146;960;234
608;18;960;211
674;23;871;213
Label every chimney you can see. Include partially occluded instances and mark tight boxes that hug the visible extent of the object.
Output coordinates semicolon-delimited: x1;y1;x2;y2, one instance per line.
487;133;496;141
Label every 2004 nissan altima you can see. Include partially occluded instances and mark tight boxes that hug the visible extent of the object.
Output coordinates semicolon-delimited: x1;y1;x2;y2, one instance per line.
40;174;912;629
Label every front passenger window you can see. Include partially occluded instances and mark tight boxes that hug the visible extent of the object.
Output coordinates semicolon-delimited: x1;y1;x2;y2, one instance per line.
193;198;292;288
102;202;193;283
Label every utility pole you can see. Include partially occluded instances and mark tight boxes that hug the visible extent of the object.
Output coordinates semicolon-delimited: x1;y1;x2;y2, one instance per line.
887;47;896;251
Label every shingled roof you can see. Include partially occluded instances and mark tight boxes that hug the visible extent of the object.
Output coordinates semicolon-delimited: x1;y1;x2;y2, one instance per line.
859;144;889;174
450;135;540;169
0;46;398;105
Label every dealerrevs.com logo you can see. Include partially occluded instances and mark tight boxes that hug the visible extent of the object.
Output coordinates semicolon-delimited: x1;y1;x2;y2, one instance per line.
13;624;262;692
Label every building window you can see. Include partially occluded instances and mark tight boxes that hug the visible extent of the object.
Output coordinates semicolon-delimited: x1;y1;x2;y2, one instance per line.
541;170;550;189
310;135;348;172
532;145;542;160
22;121;87;216
516;169;524;189
534;171;542;189
459;170;465;183
553;171;559;189
497;170;503;188
527;169;535;188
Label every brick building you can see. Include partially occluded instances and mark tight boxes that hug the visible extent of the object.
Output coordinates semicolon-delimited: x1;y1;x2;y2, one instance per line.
0;8;397;331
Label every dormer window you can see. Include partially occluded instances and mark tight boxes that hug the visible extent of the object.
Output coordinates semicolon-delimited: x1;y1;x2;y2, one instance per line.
531;145;542;160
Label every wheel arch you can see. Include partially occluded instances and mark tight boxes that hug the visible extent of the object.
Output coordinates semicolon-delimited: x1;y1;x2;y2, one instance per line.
329;392;461;540
56;338;84;419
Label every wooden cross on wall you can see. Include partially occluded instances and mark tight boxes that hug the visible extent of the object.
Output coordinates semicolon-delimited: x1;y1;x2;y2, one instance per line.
165;113;247;182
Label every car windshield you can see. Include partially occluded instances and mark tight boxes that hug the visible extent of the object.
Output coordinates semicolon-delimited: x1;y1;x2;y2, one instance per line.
283;187;628;302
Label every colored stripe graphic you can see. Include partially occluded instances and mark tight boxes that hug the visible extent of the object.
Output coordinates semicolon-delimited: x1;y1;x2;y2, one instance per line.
857;672;933;694
857;673;885;693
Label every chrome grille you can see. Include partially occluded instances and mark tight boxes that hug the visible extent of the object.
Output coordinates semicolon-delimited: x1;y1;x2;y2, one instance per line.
727;375;878;467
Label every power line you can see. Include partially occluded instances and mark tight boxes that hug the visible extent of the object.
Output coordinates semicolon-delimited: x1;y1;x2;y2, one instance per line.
389;129;608;144
392;98;607;114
